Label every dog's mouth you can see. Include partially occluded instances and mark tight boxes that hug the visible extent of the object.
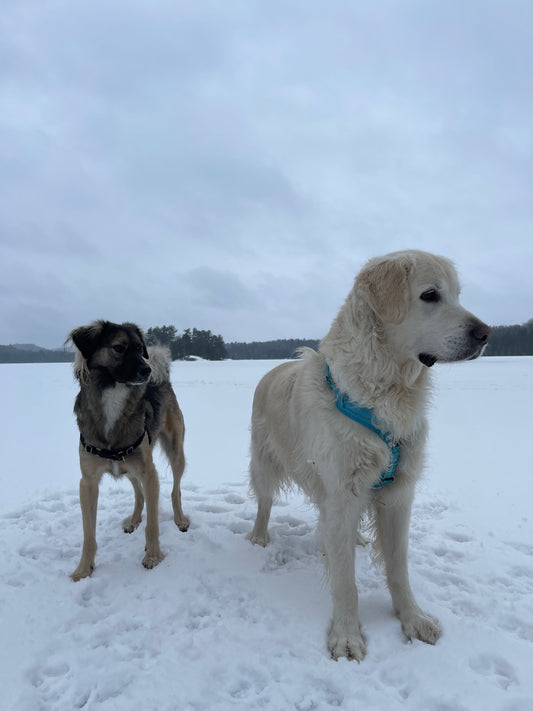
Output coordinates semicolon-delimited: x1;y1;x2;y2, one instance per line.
113;369;152;385
125;373;151;385
420;341;488;367
465;342;488;361
116;360;152;385
419;353;437;368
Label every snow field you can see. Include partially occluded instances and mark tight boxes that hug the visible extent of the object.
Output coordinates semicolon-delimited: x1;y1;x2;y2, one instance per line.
1;358;532;710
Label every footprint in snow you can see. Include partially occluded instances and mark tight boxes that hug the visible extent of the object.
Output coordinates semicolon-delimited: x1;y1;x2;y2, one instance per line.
195;504;232;514
469;653;518;690
502;540;533;556
445;529;473;543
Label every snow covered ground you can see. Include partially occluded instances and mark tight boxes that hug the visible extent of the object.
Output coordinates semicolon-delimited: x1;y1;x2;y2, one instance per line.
1;356;532;711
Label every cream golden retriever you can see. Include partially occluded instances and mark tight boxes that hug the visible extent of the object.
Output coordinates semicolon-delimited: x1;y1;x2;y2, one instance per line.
248;250;491;661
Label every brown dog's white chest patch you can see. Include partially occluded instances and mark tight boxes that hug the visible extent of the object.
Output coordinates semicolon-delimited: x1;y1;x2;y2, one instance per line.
101;384;130;438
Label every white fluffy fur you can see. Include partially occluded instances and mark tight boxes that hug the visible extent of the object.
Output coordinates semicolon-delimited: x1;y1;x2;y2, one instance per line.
73;346;91;384
101;384;130;478
248;250;490;661
102;384;130;438
147;346;171;385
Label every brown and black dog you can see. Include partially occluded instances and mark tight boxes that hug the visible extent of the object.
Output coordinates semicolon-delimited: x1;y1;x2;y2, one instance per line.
68;320;189;581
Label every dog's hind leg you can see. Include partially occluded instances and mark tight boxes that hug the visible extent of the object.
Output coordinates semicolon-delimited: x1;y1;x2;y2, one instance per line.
247;452;280;547
71;471;102;581
123;475;144;533
159;426;190;532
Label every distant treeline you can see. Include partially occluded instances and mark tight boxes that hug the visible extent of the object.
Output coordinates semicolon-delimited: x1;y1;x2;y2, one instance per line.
226;339;319;360
484;320;533;356
1;320;531;363
227;322;532;358
0;345;74;363
145;326;227;361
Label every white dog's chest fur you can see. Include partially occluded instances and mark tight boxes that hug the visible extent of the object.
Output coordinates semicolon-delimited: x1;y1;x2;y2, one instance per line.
101;384;130;438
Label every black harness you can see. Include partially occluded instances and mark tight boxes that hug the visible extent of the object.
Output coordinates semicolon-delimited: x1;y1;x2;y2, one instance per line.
80;427;151;462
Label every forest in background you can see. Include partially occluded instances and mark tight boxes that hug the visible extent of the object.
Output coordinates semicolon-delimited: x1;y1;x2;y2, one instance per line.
483;320;533;357
145;326;227;361
0;320;531;362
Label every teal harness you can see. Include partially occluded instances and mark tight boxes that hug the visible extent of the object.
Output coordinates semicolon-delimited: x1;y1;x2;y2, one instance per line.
325;364;400;490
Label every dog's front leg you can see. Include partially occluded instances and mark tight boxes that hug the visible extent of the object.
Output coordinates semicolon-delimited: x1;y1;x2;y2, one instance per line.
374;490;441;645
321;494;367;661
141;463;164;569
71;473;101;581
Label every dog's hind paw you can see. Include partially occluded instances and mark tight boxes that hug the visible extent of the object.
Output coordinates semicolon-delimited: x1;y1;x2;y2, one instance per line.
122;516;142;533
401;611;442;645
174;514;190;532
246;530;270;547
70;563;94;582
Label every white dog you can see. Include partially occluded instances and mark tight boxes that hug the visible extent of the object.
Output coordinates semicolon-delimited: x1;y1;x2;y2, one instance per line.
248;250;491;661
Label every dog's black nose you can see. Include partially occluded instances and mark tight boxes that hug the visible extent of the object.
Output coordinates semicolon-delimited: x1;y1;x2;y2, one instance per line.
139;363;151;377
471;322;492;343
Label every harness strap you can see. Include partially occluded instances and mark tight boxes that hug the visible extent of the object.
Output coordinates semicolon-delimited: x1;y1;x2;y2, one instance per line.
80;427;150;462
325;364;400;490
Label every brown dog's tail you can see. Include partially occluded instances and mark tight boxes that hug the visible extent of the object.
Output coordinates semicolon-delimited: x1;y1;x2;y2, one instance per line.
147;346;171;385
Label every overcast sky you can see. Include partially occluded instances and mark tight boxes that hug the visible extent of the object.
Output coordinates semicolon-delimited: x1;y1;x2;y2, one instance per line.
1;0;532;348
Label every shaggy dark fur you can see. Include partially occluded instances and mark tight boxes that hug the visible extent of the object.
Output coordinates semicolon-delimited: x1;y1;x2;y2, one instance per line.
68;320;189;581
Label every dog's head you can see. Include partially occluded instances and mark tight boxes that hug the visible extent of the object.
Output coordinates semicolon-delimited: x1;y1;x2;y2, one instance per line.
355;250;491;366
69;320;151;385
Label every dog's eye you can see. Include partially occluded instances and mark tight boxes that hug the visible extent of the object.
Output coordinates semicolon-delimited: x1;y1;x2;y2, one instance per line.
420;289;440;303
112;344;126;354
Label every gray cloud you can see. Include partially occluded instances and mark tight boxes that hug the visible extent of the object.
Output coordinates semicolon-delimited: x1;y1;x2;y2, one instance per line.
1;0;531;348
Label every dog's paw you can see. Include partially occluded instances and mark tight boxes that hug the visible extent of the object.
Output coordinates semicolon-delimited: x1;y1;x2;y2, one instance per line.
401;611;442;645
122;516;142;533
142;550;164;569
246;530;270;547
174;514;190;532
328;621;367;662
70;563;94;582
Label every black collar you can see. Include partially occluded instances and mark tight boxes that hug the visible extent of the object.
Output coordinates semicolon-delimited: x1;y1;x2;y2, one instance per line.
80;428;149;462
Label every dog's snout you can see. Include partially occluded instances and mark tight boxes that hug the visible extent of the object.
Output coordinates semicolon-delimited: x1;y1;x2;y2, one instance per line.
139;363;151;378
471;322;492;343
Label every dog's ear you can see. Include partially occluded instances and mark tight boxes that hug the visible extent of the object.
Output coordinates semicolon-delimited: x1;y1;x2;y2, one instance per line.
357;256;412;324
68;321;107;360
